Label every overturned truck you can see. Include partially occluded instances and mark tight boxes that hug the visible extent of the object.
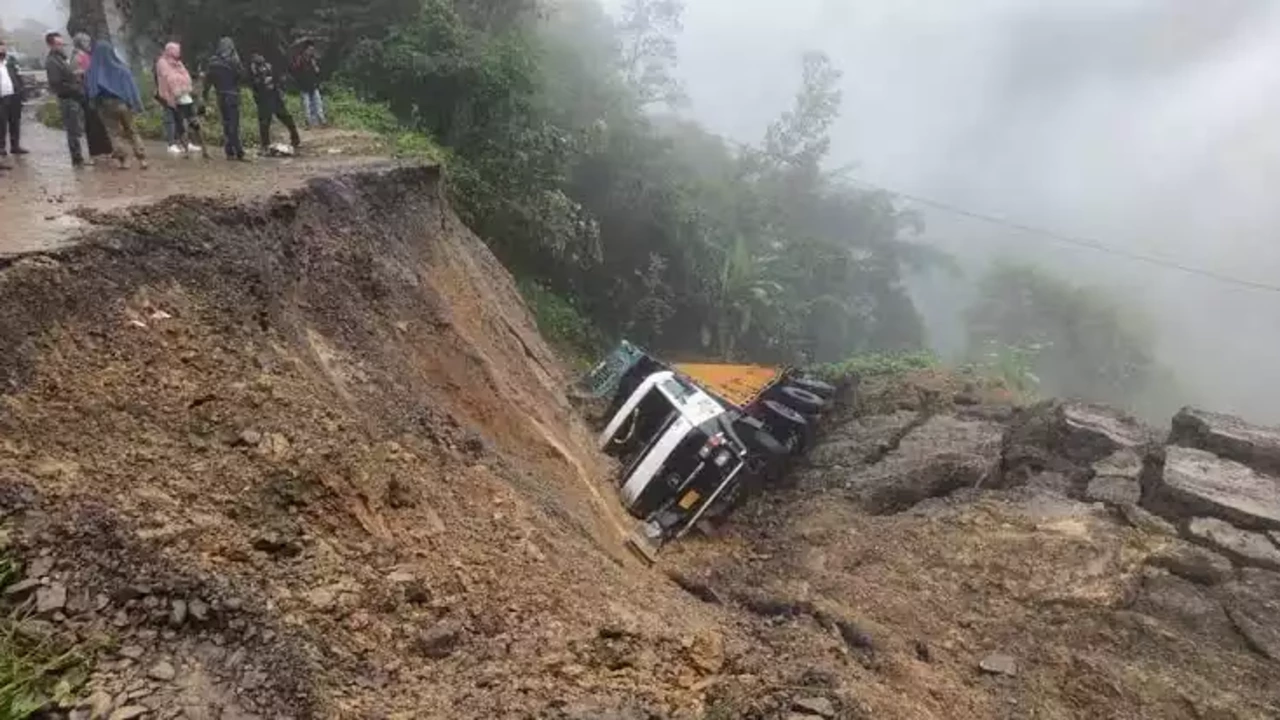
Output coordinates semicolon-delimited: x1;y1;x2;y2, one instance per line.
582;342;836;559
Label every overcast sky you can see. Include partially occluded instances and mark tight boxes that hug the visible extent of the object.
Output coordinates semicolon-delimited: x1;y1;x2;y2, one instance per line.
653;0;1280;421
0;0;60;29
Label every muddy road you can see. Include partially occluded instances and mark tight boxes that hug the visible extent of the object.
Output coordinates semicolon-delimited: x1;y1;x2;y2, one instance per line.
0;104;388;256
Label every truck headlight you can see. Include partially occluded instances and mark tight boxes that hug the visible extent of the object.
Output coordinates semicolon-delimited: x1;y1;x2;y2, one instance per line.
714;450;734;468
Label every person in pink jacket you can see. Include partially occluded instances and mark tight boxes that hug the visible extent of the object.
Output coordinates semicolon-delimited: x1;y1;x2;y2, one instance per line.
154;42;208;158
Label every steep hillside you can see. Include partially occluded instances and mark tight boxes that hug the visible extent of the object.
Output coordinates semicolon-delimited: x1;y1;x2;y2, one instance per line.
1;166;1277;720
0;166;737;719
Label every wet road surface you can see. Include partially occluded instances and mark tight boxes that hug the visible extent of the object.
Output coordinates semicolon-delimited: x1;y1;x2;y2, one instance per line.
0;104;392;257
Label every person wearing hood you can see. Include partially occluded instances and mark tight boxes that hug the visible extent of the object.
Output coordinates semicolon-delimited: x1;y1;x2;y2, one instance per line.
0;39;28;160
71;33;114;160
202;37;246;161
86;39;148;169
291;39;325;128
249;53;300;154
44;31;89;168
156;42;208;158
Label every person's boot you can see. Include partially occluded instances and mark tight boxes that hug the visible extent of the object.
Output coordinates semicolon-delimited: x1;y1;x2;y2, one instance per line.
11;147;28;155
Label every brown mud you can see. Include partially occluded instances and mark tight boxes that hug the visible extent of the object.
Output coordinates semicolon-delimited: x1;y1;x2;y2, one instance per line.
1;162;1278;719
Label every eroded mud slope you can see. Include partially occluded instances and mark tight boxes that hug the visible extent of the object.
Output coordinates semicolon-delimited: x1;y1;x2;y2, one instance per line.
0;166;739;719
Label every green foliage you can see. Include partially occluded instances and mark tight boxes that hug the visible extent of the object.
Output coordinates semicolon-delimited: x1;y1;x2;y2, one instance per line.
0;554;89;719
811;351;939;381
106;0;941;367
965;261;1175;413
518;280;605;368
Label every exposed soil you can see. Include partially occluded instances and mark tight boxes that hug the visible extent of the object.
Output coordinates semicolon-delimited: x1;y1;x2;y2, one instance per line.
1;161;1278;720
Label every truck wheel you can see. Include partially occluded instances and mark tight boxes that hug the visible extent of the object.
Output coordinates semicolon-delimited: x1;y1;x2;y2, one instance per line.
775;385;827;414
762;400;809;454
790;376;836;399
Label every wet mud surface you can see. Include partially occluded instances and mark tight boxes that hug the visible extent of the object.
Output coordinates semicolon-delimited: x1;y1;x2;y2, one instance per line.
0;104;390;256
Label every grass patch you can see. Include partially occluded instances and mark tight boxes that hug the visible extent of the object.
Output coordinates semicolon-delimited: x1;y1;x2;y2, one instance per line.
0;553;89;719
517;279;605;369
37;82;445;162
811;351;940;382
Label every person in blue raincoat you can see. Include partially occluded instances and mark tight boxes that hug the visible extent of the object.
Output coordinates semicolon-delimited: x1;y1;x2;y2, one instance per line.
85;39;148;169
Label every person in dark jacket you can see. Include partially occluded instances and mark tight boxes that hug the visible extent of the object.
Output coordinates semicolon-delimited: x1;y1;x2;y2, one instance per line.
291;40;325;127
72;32;113;160
202;37;246;161
44;31;89;167
0;40;28;160
249;53;300;152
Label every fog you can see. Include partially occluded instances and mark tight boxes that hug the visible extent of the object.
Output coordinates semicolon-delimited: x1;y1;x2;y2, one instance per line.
8;0;1280;420
0;0;60;29
660;0;1280;422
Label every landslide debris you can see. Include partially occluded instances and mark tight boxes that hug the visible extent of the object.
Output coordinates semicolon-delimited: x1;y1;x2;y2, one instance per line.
3;165;1279;720
0;166;748;719
664;376;1280;719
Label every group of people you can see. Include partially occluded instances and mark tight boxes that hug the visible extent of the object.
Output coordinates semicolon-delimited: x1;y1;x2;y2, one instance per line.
0;30;328;172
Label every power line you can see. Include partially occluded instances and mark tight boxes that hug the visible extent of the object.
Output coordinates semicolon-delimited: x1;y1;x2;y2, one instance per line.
847;177;1280;294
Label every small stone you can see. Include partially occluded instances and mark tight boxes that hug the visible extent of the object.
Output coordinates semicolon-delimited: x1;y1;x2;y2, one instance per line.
148;660;177;681
792;696;837;718
119;645;146;660
188;598;210;622
36;583;68;615
415;619;463;659
979;653;1018;677
1120;504;1178;536
785;715;824;720
1085;476;1141;506
306;587;337;611
1187;517;1280;570
1270;531;1280;548
26;556;54;579
109;706;151;720
84;690;113;719
169;599;188;627
237;429;263;447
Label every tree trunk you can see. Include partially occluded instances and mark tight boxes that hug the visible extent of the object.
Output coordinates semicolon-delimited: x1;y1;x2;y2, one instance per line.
68;0;111;39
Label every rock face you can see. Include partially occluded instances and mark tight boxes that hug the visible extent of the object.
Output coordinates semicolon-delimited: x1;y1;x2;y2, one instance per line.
1004;401;1153;494
1171;407;1280;478
1146;541;1235;586
1145;447;1280;531
847;415;1003;514
1133;571;1238;642
1220;569;1280;661
1186;517;1280;571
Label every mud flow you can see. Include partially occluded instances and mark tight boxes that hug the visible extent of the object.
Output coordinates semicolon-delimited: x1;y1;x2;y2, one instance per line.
1;166;1278;719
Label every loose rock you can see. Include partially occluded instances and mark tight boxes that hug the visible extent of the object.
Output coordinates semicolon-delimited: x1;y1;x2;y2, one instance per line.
792;696;837;718
415;619;463;659
1186;517;1280;571
979;653;1018;677
1170;407;1280;477
1086;476;1141;506
1220;569;1280;661
1119;504;1178;537
35;582;68;615
1147;541;1234;585
188;598;210;622
119;644;146;660
170;599;188;627
108;706;150;720
1146;447;1280;531
148;660;177;681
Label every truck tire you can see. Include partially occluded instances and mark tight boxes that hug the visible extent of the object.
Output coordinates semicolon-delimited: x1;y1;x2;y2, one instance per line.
790;376;836;399
775;385;827;415
762;400;810;454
